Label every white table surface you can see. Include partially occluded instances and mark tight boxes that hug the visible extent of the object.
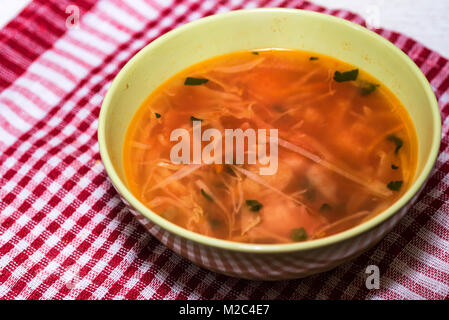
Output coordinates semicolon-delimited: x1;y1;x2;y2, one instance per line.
0;0;30;27
0;0;448;58
313;0;449;58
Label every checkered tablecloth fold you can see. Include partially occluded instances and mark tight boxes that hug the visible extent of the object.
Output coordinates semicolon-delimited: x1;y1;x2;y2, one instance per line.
0;0;448;300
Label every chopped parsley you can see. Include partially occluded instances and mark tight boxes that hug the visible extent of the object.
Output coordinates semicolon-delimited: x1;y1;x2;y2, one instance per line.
209;218;221;228
387;180;403;191
387;135;403;154
392;164;399;170
201;189;214;202
184;77;209;86
359;81;380;96
224;165;237;177
251;51;259;55
246;200;263;212
190;116;202;122
291;228;308;242
309;56;319;61
333;69;359;82
155;112;161;118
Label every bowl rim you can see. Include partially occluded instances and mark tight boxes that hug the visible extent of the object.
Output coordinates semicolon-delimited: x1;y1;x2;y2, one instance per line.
98;8;441;254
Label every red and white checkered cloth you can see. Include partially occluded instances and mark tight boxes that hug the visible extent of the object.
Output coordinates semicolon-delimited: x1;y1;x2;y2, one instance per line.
0;0;448;300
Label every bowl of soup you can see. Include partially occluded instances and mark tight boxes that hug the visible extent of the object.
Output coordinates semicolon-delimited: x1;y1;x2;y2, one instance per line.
98;8;441;280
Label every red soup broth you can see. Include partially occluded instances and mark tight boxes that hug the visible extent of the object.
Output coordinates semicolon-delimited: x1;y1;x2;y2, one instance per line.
123;49;417;244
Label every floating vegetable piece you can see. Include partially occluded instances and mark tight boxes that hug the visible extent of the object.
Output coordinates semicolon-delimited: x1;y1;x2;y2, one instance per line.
334;69;359;82
291;227;308;241
245;200;263;212
387;180;403;191
184;77;209;85
201;189;214;202
190;116;202;122
387;135;403;154
209;218;221;228
359;80;379;96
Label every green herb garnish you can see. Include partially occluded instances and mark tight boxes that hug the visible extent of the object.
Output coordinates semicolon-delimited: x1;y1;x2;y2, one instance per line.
320;203;332;212
246;200;263;212
209;218;221;228
251;51;259;55
359;81;380;96
291;228;308;242
201;189;214;202
224;165;237;177
392;164;399;170
387;180;403;191
190;116;202;122
333;69;359;82
155;112;161;118
309;56;319;61
184;77;209;86
387;135;403;154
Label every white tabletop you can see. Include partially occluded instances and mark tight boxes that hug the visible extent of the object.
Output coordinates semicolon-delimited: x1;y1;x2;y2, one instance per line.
0;0;30;28
1;0;448;58
312;0;449;58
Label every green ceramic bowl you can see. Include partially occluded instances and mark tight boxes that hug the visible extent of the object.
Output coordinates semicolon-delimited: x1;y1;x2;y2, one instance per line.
98;8;441;279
